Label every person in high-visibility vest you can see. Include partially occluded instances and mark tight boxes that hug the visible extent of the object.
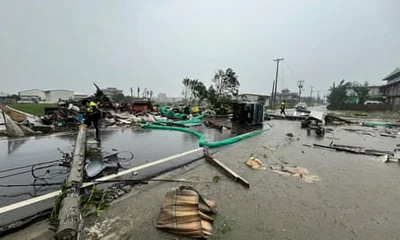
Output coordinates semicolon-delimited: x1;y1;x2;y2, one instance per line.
84;100;101;141
280;100;286;115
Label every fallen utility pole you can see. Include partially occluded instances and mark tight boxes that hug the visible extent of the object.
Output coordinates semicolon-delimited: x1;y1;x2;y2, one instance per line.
55;124;87;240
203;148;250;188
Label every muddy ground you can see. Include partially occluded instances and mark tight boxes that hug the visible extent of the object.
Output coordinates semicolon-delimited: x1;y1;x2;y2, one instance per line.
5;119;400;240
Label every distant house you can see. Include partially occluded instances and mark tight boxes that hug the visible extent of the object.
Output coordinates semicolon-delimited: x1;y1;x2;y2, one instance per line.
275;89;299;105
101;87;124;100
237;93;270;106
345;85;385;103
73;93;88;101
0;92;16;105
381;67;400;110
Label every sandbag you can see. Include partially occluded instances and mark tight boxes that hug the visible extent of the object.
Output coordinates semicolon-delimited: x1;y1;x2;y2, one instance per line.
156;186;217;238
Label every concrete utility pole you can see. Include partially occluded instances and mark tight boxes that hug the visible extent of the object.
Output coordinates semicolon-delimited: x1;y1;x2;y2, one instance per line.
297;80;304;102
130;87;133;98
56;124;87;240
270;80;275;107
309;86;314;105
272;58;284;109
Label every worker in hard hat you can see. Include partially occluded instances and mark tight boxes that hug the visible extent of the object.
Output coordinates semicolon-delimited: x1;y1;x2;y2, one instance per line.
84;100;101;141
280;100;286;116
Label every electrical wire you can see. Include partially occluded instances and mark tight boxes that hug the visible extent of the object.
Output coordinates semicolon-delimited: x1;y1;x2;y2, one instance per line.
0;159;61;174
285;61;297;79
0;182;63;187
0;169;34;179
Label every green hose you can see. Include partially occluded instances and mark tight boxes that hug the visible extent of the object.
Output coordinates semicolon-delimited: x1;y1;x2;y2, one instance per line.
362;122;397;128
142;123;268;148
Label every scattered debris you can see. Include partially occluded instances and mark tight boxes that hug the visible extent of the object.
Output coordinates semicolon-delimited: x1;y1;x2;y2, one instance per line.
212;175;222;183
286;132;294;138
378;155;389;163
325;136;340;140
204;118;231;131
2;110;25;137
262;145;276;151
325;114;357;125
204;148;250;188
268;113;307;121
210;215;236;240
246;156;266;170
270;165;320;183
156;186;217;238
313;143;392;157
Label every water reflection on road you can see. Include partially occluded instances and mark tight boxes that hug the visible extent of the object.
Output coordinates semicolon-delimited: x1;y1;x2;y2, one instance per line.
0;123;263;207
0;128;200;207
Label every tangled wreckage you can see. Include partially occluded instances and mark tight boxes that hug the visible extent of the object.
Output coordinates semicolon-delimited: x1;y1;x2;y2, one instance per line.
1;84;124;137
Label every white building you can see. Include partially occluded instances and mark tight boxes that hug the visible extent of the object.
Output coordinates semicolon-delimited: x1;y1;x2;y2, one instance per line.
18;89;74;103
73;93;88;101
157;93;168;102
18;89;46;101
44;90;74;103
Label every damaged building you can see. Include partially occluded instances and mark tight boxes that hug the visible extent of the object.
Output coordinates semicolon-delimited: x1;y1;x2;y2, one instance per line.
381;67;400;110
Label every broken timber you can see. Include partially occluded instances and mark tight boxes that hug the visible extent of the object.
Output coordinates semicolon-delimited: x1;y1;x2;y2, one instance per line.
203;148;250;188
55;124;87;240
313;143;391;157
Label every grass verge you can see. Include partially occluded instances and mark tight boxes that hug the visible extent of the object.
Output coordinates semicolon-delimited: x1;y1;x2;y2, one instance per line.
9;103;57;116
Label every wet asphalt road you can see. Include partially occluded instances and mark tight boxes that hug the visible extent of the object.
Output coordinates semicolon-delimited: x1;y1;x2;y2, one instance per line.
0;121;264;231
52;119;400;240
0;128;205;207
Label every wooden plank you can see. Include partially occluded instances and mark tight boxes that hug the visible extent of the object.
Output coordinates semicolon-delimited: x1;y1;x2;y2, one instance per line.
203;148;250;188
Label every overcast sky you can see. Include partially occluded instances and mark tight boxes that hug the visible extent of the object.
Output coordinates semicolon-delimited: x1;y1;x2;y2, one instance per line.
0;0;399;97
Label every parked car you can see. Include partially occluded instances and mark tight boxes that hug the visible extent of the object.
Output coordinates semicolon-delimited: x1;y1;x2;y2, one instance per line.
295;102;308;111
364;101;383;105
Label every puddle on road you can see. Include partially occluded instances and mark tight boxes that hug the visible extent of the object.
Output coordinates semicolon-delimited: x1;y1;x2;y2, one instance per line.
0;124;263;208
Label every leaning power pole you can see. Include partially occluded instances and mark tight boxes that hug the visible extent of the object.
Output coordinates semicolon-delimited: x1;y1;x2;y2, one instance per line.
297;80;304;102
270;80;275;107
272;58;284;109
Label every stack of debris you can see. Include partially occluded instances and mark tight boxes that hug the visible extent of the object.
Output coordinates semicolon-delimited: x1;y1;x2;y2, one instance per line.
0;110;35;137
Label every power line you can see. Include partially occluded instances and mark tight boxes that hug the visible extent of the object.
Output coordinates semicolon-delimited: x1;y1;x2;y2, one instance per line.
281;61;285;89
285;61;297;79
